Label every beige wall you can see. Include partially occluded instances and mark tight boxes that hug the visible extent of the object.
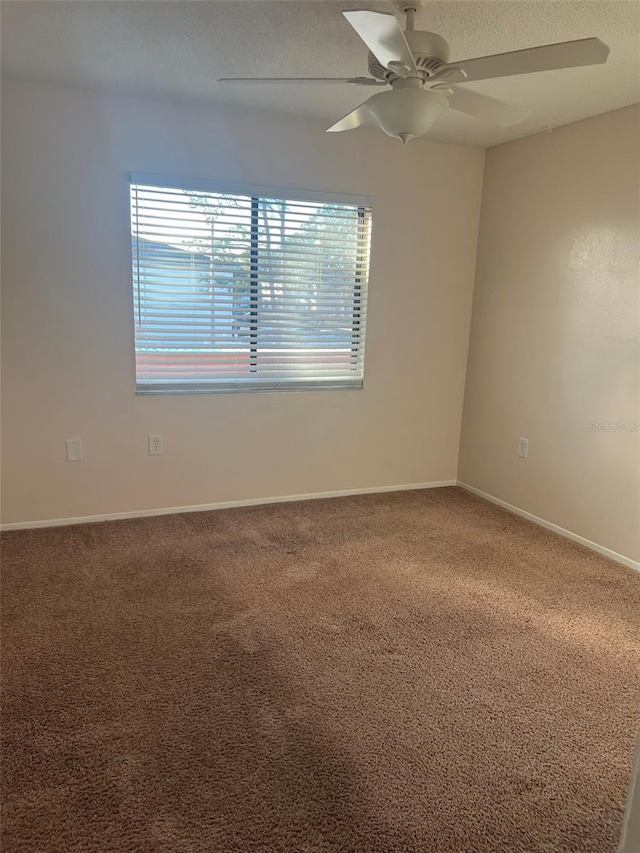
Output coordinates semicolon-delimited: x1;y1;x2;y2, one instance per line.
1;78;484;524
459;106;640;563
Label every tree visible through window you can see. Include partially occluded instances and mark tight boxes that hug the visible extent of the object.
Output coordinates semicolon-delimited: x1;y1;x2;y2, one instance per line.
130;175;372;393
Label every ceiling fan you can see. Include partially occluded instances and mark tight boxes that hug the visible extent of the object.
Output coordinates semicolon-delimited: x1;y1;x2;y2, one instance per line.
219;5;610;144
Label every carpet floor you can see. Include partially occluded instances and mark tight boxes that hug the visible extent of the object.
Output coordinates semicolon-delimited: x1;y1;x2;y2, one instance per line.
2;487;639;852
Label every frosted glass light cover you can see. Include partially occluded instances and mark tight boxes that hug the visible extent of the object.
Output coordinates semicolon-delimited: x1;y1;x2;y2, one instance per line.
367;89;449;142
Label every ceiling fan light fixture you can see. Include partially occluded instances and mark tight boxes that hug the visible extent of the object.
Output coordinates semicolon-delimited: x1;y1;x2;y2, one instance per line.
366;88;449;142
221;9;610;144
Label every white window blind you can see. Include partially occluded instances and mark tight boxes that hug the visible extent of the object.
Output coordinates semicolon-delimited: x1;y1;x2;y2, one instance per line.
130;173;372;393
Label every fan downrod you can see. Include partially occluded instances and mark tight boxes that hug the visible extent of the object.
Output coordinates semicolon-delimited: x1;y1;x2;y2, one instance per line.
401;5;418;31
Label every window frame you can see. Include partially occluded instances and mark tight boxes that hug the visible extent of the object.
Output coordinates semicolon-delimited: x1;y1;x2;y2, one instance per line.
129;172;372;395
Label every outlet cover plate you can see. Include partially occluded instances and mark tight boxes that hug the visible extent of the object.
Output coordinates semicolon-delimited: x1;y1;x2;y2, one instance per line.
148;434;163;456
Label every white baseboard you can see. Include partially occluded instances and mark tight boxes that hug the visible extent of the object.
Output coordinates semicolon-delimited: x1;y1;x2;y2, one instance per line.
6;481;637;573
0;480;457;532
458;481;640;573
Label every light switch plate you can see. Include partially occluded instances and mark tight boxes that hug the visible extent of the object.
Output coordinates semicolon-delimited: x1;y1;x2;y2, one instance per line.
66;439;83;462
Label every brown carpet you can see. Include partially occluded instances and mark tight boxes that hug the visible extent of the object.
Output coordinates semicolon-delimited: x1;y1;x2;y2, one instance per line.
2;487;639;852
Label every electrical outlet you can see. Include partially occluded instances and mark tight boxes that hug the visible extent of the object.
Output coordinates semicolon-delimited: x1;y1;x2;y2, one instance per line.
148;434;163;456
517;437;529;459
66;439;83;462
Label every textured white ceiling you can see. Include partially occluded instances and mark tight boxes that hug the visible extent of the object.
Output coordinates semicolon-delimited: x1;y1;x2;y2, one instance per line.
2;0;639;147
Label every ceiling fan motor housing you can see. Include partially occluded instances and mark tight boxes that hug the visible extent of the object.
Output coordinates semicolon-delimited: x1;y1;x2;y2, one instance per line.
368;30;451;81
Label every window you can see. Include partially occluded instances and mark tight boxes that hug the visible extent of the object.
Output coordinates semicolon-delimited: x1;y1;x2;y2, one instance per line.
130;173;372;393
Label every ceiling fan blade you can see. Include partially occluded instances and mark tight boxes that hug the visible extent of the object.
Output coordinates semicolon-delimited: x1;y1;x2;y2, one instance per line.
446;86;532;126
449;38;609;83
326;102;370;133
342;11;415;71
218;77;386;86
